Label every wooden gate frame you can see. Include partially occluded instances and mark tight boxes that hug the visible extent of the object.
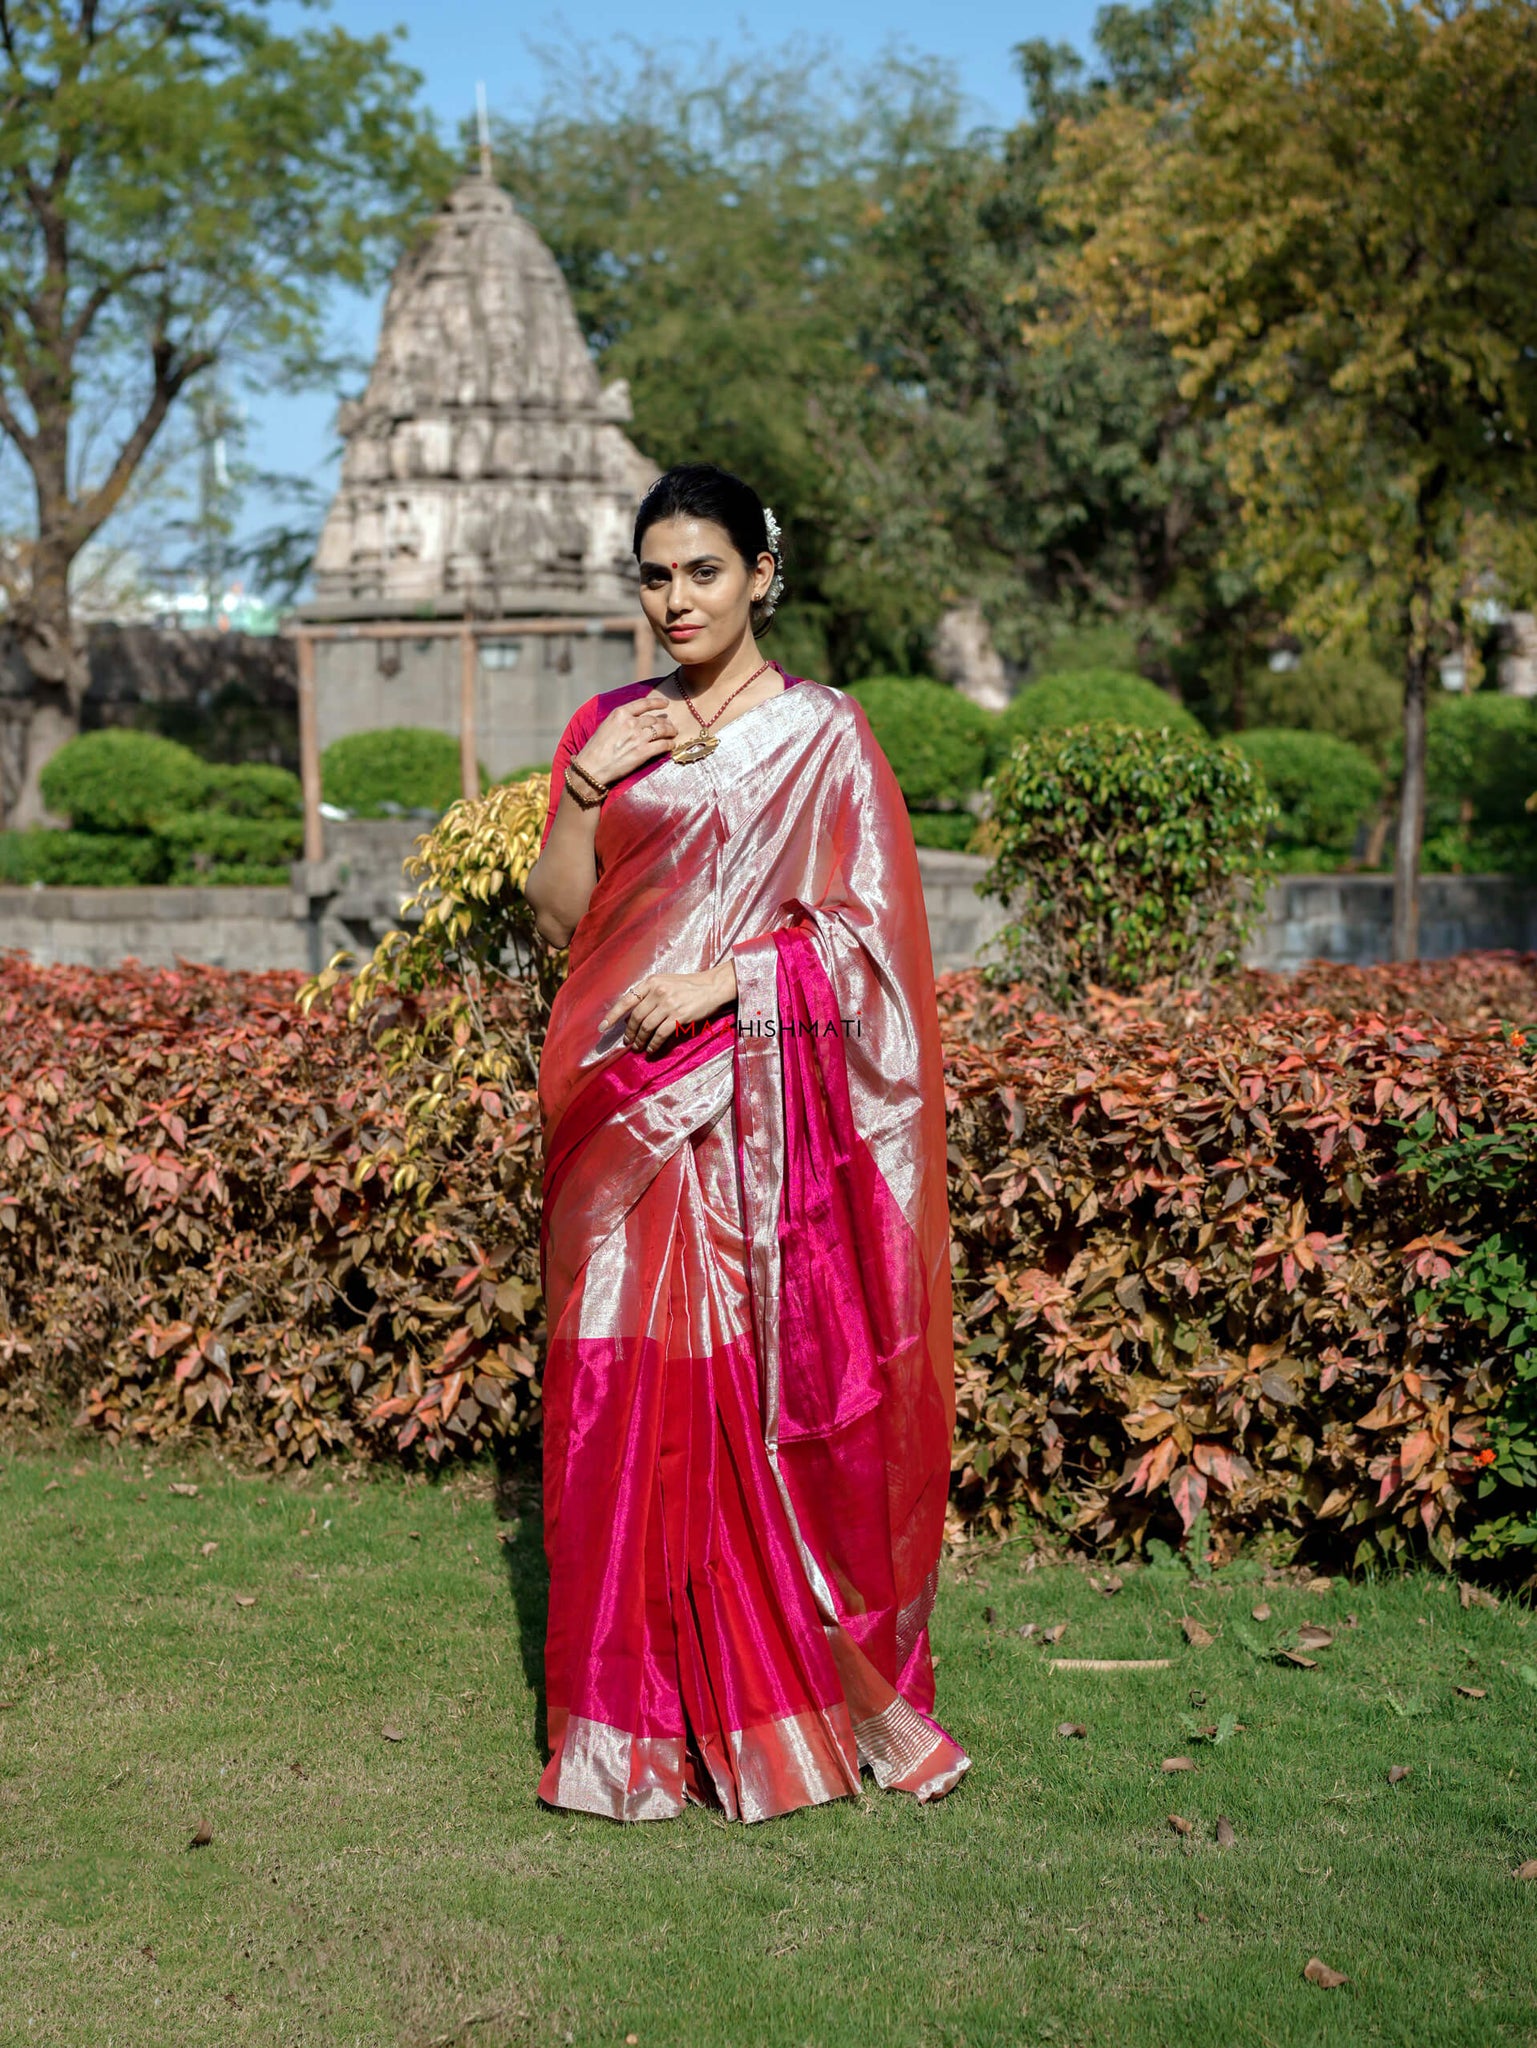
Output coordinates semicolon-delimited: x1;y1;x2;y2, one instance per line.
287;614;654;862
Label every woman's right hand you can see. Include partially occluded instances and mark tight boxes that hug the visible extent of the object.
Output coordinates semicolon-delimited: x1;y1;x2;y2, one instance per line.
571;689;679;790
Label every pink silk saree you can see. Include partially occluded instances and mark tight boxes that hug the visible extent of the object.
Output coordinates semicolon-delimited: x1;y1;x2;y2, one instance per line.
534;669;969;1823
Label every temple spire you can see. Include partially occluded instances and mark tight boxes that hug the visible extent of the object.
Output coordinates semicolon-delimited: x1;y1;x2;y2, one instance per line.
476;81;493;182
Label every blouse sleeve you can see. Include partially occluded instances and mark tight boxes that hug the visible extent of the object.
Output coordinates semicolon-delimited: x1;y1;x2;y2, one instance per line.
540;700;601;852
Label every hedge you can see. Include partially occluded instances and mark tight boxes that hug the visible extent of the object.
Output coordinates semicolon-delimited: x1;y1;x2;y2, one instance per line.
153;811;302;884
4;944;1537;1571
40;729;211;831
940;957;1537;1565
982;723;1274;1005
998;667;1203;744
1231;727;1382;867
320;727;472;818
841;676;992;818
0;957;543;1468
1418;692;1537;877
20;732;304;885
0;830;165;887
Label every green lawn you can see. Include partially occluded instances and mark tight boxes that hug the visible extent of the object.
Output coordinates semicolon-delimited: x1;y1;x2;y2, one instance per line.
2;1446;1535;2048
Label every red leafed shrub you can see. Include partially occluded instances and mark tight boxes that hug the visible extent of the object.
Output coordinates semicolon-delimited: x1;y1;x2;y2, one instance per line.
7;940;1537;1576
938;962;1537;1563
0;954;544;1468
936;951;1537;1043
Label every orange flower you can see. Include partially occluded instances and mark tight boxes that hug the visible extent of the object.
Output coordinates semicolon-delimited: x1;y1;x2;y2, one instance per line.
1475;1448;1498;1467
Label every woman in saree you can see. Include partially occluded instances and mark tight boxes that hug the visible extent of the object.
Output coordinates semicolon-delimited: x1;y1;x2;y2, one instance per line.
522;464;969;1823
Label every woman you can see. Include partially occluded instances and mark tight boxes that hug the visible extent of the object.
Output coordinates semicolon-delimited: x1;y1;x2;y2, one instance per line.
522;463;968;1823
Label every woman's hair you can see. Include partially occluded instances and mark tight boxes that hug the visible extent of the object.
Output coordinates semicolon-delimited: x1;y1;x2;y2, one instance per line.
633;463;783;634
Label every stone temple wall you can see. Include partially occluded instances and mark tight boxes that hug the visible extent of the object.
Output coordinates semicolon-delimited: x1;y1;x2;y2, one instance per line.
311;626;643;780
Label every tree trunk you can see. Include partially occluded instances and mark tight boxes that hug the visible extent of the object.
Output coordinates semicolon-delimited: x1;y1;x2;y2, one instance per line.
1392;640;1429;962
2;482;91;829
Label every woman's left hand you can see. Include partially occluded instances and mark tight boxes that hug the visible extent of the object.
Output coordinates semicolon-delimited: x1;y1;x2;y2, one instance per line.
600;961;738;1052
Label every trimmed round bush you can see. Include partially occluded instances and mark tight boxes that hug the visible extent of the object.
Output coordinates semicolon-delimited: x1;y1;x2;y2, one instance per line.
1419;693;1537;875
842;676;993;811
1231;728;1382;860
202;763;302;819
39;730;210;831
1248;649;1401;763
909;813;980;852
320;727;468;818
984;723;1275;1005
998;667;1203;745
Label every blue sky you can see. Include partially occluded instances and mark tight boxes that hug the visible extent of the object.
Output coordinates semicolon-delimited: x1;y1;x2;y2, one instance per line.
238;0;1102;555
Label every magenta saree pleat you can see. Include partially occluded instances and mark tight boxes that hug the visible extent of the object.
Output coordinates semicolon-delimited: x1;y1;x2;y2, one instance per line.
536;673;969;1821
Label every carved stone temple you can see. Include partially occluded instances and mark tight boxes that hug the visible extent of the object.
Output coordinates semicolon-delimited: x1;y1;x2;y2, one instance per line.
298;169;657;777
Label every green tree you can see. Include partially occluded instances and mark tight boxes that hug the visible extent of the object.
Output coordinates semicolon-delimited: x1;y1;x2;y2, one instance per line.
492;25;1251;689
0;0;447;807
491;48;952;680
1047;0;1537;957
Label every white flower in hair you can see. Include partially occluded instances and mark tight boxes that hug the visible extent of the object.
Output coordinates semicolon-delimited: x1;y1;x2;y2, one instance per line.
761;504;786;615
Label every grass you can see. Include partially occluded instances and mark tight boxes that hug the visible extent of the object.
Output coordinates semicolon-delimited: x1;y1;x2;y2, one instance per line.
2;1445;1536;2048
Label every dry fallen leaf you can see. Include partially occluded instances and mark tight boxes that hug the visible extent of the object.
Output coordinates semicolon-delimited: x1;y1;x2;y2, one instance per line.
1307;1577;1334;1596
1181;1617;1215;1649
1167;1814;1194;1836
1097;1573;1124;1596
1302;1958;1348;1989
1278;1649;1318;1668
1387;1765;1411;1785
1515;1860;1537;1881
169;1483;199;1498
1215;1816;1236;1848
626;2035;639;2045
1459;1582;1499;1612
1041;1622;1067;1645
1298;1625;1335;1651
42;1480;61;1494
1455;1685;1488;1699
187;1818;213;1850
1056;1722;1087;1739
1250;1603;1272;1622
200;1542;218;1558
1162;1757;1197;1773
1343;1613;1360;1628
290;1761;308;1779
140;1946;157;1965
1017;1622;1038;1640
982;1605;996;1626
407;1530;421;1542
233;1594;256;1609
382;1724;405;1742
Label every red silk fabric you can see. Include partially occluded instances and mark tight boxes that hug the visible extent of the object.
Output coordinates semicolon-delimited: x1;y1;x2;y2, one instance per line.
535;671;967;1822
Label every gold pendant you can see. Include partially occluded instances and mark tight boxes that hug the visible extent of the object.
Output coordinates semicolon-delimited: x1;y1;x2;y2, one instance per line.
670;733;719;765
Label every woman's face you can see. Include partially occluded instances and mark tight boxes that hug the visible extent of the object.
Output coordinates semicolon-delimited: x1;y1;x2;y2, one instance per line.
636;515;775;667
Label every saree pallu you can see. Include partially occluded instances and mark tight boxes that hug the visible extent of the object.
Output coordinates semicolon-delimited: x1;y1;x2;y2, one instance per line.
536;675;969;1822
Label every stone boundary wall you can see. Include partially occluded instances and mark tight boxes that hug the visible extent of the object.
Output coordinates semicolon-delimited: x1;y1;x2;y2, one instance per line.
3;849;1534;978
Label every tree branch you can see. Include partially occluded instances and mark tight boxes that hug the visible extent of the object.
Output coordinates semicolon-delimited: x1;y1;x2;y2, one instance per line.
0;376;37;463
63;262;165;353
67;338;214;549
